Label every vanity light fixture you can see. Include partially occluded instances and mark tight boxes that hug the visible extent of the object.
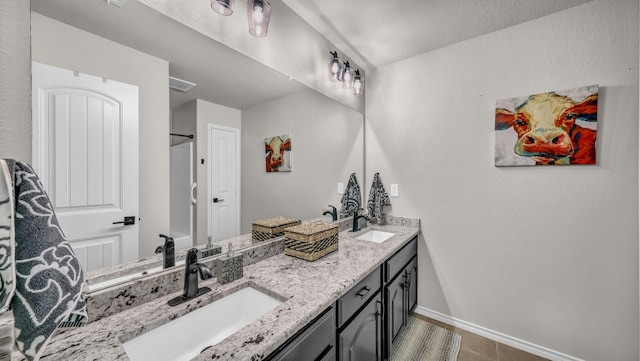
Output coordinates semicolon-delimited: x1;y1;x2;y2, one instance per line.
353;70;364;95
341;61;355;89
211;0;235;15
329;51;344;82
327;51;365;95
247;0;272;37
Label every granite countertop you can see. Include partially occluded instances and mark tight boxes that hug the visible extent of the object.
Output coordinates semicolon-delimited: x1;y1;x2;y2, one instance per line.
27;220;419;361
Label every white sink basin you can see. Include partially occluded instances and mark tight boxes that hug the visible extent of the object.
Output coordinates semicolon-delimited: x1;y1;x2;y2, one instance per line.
356;230;395;243
122;286;282;361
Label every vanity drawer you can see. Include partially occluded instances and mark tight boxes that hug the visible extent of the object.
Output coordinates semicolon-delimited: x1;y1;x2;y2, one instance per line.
337;266;381;328
268;306;335;361
384;237;417;282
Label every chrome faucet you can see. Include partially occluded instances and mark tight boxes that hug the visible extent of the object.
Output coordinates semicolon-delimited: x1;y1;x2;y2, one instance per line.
323;205;338;221
155;234;175;269
352;209;369;232
168;248;213;306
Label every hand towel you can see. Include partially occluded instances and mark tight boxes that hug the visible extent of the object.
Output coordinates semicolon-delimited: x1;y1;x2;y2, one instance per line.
367;173;391;222
0;160;15;315
7;160;87;361
340;173;361;216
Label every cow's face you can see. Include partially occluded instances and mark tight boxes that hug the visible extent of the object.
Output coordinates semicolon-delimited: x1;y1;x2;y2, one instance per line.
496;93;577;165
265;136;291;171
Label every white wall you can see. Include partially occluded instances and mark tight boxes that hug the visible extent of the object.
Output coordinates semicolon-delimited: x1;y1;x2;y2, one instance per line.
0;0;31;162
242;88;364;234
366;1;639;360
32;13;171;259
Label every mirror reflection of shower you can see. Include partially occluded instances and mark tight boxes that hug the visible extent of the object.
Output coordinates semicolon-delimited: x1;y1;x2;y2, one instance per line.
170;133;195;251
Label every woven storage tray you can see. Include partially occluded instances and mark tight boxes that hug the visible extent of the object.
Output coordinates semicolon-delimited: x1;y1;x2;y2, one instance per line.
251;216;301;243
284;222;339;261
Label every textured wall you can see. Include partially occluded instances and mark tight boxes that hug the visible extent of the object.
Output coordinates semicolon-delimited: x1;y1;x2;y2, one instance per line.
365;1;639;360
0;0;31;161
242;88;364;233
32;14;171;259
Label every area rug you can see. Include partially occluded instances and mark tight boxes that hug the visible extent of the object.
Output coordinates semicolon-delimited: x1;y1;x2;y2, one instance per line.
391;316;461;361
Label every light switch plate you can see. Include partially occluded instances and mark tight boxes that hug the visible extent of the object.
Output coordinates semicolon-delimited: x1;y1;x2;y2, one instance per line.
390;184;399;197
338;183;344;194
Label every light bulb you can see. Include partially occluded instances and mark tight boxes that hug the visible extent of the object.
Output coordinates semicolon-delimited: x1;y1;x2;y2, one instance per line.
211;0;234;16
247;0;271;37
253;5;264;23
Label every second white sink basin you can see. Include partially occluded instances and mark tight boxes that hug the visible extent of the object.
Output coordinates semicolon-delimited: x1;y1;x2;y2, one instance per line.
356;230;395;243
122;286;282;361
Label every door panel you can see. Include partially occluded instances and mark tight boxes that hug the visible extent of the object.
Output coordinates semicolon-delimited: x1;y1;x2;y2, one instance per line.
208;125;240;242
339;294;382;361
385;275;406;357
32;62;139;271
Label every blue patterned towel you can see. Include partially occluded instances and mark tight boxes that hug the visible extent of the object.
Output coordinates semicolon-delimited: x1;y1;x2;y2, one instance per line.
5;160;87;361
340;173;362;217
366;173;391;222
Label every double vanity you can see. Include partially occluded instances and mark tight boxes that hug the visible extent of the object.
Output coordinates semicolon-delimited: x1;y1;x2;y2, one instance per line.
21;217;420;361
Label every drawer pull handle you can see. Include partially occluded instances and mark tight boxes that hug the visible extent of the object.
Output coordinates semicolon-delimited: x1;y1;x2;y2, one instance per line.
355;286;371;299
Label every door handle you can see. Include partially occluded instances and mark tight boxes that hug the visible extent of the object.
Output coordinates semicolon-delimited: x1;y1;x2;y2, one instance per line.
191;183;197;205
355;285;371;299
213;198;225;203
113;216;135;225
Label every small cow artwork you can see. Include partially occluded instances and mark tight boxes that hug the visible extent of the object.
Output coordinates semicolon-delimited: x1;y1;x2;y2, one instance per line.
495;85;598;166
265;135;292;172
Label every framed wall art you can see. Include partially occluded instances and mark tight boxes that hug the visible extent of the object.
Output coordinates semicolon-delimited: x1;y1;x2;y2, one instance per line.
495;85;598;166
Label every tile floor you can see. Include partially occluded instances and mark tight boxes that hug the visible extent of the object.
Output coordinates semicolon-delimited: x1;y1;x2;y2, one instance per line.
413;314;550;361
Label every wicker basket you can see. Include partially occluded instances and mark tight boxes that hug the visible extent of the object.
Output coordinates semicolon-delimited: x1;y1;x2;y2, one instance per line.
284;222;339;261
251;216;301;243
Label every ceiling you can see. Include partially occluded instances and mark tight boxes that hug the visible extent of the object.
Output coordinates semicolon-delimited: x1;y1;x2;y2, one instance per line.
282;0;594;71
31;0;305;111
31;0;595;110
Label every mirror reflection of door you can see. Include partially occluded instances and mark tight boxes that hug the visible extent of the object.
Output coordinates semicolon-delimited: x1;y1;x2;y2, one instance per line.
32;62;139;271
208;124;240;242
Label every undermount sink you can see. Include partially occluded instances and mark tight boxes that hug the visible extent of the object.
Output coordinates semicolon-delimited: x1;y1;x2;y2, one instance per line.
356;230;395;243
122;286;282;361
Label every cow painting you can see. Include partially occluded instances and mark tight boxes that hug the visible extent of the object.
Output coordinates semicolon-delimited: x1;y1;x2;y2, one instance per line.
265;135;292;172
495;85;598;166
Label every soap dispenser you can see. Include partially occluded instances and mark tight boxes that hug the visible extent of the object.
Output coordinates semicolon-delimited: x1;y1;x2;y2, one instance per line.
200;236;223;259
215;243;243;284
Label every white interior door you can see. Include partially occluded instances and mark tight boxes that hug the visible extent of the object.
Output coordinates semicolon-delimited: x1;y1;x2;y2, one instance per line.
208;124;240;242
32;62;139;272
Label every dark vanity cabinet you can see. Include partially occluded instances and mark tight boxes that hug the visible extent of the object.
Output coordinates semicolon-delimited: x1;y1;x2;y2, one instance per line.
383;238;418;359
266;236;418;361
337;267;383;361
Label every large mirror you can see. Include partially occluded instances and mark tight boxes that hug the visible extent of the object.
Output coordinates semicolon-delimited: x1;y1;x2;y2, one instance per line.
29;0;364;286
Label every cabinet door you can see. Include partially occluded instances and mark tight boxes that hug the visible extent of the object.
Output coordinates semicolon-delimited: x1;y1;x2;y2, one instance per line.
339;293;382;361
385;274;407;357
405;257;418;312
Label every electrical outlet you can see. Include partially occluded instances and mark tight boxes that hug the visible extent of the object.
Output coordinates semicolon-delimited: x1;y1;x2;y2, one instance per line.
338;183;344;194
390;184;399;197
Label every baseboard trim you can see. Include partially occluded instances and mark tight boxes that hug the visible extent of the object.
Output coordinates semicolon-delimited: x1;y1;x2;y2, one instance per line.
414;306;585;361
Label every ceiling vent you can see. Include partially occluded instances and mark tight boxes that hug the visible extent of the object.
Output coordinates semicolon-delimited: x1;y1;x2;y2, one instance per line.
169;76;197;93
